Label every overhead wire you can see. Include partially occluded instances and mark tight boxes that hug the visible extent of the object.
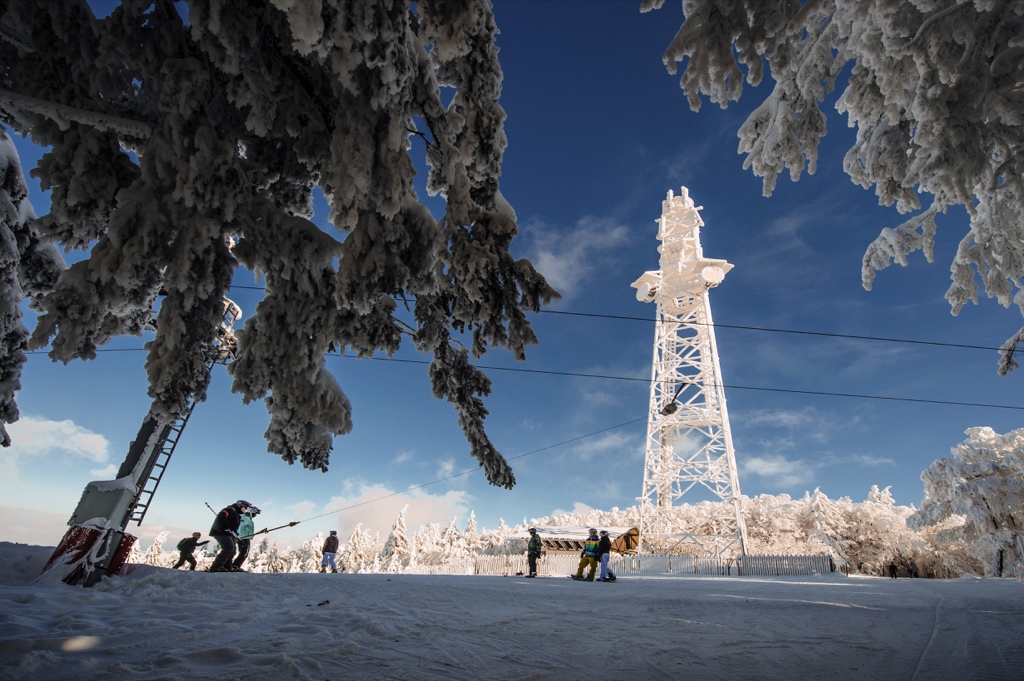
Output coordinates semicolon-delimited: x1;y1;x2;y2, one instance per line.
23;309;1024;410
224;284;1006;352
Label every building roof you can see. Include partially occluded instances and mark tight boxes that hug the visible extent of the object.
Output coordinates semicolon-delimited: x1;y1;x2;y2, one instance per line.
530;526;639;554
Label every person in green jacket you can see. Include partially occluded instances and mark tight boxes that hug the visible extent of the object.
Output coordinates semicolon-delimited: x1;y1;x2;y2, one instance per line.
574;528;600;581
526;527;542;577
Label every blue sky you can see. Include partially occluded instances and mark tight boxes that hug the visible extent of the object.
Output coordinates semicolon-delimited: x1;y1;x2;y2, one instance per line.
3;1;1022;549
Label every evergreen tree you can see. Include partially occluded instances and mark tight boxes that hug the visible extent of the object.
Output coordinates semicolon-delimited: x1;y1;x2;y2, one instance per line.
911;427;1024;576
0;0;555;484
0;128;62;446
643;1;1024;363
380;505;411;573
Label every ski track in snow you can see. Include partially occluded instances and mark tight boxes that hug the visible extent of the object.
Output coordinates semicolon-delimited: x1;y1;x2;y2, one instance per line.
2;545;1024;680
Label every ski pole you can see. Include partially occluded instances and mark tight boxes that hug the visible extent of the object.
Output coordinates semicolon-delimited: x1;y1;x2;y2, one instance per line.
240;521;300;540
205;502;217;515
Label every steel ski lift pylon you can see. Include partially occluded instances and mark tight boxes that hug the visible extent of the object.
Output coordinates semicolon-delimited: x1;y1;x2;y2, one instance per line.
43;298;242;586
632;187;747;558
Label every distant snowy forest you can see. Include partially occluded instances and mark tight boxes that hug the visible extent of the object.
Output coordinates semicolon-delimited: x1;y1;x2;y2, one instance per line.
135;426;1024;580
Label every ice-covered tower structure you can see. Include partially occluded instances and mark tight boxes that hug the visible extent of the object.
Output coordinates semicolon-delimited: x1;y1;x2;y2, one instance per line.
631;187;747;557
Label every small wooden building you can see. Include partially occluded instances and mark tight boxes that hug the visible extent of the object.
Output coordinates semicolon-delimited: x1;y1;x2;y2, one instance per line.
530;526;639;555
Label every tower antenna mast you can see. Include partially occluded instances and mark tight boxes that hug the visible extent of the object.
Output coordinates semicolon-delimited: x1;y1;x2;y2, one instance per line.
632;187;747;557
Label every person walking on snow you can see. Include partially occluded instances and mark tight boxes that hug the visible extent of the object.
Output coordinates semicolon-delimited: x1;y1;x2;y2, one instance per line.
321;530;339;573
172;532;209;570
597;530;617;582
573;528;600;581
526;527;542;577
232;505;259;572
209;500;251;572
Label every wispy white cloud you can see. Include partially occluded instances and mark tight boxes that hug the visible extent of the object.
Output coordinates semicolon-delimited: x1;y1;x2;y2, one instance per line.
571;431;640;461
89;464;119;478
10;416;110;461
741;406;854;444
435;458;456;479
523;216;630;300
392;451;414;465
314;481;471;537
551;501;596;517
741;447;894;490
4;416;110;464
824;452;895;467
742;454;815;487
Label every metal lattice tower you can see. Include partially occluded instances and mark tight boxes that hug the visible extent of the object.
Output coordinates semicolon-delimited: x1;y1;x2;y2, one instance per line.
631;187;747;558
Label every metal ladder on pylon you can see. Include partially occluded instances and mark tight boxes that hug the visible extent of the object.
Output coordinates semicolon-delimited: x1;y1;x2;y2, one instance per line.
127;300;242;526
126;399;201;525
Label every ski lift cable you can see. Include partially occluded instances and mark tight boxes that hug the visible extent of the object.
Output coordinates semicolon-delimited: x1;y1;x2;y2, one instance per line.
24;346;1024;410
225;285;1003;353
333;355;1024;411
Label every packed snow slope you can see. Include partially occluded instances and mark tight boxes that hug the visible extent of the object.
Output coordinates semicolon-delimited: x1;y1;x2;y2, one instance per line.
1;543;1022;681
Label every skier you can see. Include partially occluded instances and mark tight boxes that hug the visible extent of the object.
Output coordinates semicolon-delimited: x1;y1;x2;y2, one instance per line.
572;528;600;581
320;530;339;573
597;530;617;582
172;532;209;570
232;505;260;572
208;500;252;572
526;527;542;577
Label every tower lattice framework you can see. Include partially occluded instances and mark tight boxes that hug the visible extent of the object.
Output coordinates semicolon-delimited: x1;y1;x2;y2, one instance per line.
632;187;747;557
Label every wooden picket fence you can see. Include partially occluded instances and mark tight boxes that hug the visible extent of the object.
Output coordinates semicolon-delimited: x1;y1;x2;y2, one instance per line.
404;553;836;577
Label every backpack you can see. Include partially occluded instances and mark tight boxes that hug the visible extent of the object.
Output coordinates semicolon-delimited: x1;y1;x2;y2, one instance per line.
176;538;189;551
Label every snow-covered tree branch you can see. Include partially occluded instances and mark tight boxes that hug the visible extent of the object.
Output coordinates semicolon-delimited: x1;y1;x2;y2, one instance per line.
643;0;1024;366
0;0;556;485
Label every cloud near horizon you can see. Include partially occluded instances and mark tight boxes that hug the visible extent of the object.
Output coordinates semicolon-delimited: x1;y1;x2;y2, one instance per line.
4;416;110;463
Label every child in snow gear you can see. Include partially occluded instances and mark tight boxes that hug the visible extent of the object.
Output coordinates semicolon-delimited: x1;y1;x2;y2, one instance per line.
209;500;251;572
597;530;617;582
526;527;542;577
173;532;209;570
232;506;260;571
573;528;600;581
320;530;339;573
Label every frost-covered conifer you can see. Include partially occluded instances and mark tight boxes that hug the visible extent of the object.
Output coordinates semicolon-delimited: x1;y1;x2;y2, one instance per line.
0;0;555;484
341;524;380;573
0;128;62;446
643;1;1024;365
379;505;411;573
911;427;1024;576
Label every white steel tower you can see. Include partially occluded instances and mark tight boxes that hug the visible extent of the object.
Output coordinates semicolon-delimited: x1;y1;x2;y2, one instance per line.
632;187;747;557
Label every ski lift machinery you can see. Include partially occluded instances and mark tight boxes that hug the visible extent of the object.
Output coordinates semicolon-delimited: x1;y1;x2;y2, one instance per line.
42;298;243;586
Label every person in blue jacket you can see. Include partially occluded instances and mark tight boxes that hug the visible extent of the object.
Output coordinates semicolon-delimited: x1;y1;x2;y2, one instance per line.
209;500;252;572
231;505;260;572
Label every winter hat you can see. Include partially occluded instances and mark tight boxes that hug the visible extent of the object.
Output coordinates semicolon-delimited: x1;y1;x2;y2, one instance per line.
330;530;337;535
192;532;201;538
528;527;536;534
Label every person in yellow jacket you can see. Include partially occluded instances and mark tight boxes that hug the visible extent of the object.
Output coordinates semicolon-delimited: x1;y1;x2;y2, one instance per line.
573;528;600;581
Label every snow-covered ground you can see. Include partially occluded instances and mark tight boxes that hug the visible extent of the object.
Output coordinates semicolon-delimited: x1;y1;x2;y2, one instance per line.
1;542;1022;681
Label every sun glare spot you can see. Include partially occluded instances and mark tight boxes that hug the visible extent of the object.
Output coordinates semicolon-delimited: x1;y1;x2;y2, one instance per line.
61;636;101;651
